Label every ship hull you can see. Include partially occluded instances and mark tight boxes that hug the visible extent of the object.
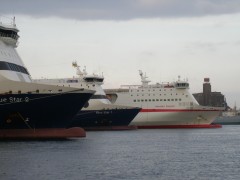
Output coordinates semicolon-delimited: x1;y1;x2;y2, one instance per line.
70;108;140;129
0;128;86;139
213;116;240;125
130;109;221;127
0;92;93;129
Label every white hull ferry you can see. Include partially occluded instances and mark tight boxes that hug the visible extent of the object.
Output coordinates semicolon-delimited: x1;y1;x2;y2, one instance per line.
0;17;94;138
106;71;223;128
33;62;140;130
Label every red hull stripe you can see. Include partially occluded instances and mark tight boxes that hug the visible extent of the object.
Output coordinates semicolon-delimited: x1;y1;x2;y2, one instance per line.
140;109;221;112
138;124;222;129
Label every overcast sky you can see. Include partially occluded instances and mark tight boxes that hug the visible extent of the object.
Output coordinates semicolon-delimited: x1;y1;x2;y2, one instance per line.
1;0;240;108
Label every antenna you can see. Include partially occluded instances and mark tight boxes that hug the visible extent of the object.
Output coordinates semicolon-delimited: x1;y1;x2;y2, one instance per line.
178;75;180;81
139;70;150;86
13;16;16;26
83;66;87;76
72;61;84;76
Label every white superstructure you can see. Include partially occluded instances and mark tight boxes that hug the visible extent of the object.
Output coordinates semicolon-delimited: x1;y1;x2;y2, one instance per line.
0;17;32;83
33;62;135;110
0;17;93;94
106;71;223;126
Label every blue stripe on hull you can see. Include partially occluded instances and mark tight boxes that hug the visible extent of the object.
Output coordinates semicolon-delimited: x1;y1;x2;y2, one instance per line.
0;93;92;129
71;108;141;127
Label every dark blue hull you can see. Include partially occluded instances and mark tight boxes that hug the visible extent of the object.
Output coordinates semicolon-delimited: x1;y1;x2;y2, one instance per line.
0;92;93;129
70;108;141;127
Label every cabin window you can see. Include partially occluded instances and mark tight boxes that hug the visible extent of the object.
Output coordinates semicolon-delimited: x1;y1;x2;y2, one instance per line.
66;79;78;83
0;61;30;75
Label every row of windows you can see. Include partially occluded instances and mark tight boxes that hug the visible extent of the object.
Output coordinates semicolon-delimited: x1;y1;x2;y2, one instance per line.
131;94;187;97
176;83;189;88
6;89;63;94
84;77;104;83
0;29;19;40
66;79;78;83
56;82;95;88
131;89;175;92
133;98;182;102
0;61;29;75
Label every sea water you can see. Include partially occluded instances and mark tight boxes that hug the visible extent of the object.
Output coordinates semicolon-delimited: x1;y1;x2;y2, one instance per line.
0;126;240;180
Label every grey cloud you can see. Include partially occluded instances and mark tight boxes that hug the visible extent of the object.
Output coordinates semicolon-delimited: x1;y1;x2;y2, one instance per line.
1;0;240;20
185;41;228;52
234;41;240;46
141;51;156;56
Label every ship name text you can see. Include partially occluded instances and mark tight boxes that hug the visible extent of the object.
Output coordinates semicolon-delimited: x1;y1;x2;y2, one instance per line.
0;97;30;103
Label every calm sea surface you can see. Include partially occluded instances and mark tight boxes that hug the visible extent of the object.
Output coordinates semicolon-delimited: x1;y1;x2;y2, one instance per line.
1;126;240;180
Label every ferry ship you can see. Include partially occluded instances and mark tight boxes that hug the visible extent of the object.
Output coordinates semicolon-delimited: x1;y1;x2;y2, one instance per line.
213;105;240;125
105;70;223;128
0;17;95;138
33;62;140;130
